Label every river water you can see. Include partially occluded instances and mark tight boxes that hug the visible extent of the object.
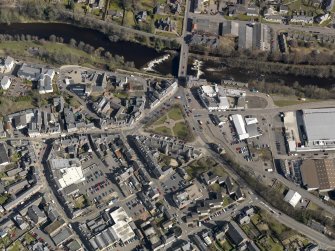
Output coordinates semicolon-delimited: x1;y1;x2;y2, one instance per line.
0;22;335;88
0;22;164;68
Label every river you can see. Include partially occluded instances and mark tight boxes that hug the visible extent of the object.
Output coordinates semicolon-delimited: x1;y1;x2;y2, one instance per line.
1;22;335;89
186;57;335;89
0;22;165;68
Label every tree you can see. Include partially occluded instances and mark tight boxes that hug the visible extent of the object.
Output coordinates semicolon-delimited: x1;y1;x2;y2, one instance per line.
69;38;77;47
49;34;57;43
68;0;75;11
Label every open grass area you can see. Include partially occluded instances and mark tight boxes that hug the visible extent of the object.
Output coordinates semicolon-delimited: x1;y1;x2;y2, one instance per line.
153;126;173;136
0;236;11;250
24;233;35;245
173;122;190;139
8;241;26;251
113;92;129;99
185;157;224;179
151;115;168;127
146;104;193;141
0;40;105;68
220;239;233;251
272;95;321;107
74;195;89;209
167;105;184;120
0;193;11;205
0;96;35;117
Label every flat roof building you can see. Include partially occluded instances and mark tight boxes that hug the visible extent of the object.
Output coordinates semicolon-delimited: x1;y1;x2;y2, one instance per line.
300;159;335;192
48;159;85;190
109;207;136;243
303;108;335;144
231;114;249;140
284;190;301;208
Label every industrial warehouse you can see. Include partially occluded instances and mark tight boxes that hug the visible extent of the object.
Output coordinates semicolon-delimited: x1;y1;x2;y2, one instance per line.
284;108;335;152
231;114;262;140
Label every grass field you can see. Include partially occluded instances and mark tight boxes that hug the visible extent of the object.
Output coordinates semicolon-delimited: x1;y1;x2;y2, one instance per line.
153;126;173;136
272;95;319;107
151;115;168;127
173;122;189;139
167;105;184;120
8;241;26;251
185;157;224;178
24;233;35;245
146;105;193;141
0;41;105;68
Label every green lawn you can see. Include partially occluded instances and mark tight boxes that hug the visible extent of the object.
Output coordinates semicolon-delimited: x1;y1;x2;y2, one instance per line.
151;115;168;127
0;193;10;205
173;122;190;139
8;241;25;251
153;126;173;136
0;40;105;68
167;105;184;120
24;233;35;245
220;239;233;251
273;98;319;107
113;92;129;99
186;157;218;178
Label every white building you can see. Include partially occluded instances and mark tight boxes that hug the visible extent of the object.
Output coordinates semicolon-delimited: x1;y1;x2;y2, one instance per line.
284;190;301;207
0;56;14;73
48;159;85;189
198;85;246;111
1;76;11;90
109;207;136;243
231;114;249;140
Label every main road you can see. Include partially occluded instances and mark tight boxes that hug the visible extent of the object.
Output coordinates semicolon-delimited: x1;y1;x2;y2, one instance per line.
178;0;191;79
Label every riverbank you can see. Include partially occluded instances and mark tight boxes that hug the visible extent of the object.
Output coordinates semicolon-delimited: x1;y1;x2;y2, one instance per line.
0;40;169;80
0;4;180;52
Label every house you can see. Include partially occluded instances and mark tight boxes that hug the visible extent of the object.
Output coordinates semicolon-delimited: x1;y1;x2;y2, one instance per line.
279;5;289;15
0;56;14;73
27;205;47;225
242;206;254;216
1;76;11;90
315;13;330;24
284;190;301;208
193;0;204;14
264;15;283;23
236;214;250;225
38;74;53;94
246;5;259;16
290;15;314;24
0;143;9;166
13;214;29;230
226;221;248;246
201;171;219;185
136;11;147;22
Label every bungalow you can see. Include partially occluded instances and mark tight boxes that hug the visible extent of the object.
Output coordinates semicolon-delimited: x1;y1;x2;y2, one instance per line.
1;76;11;90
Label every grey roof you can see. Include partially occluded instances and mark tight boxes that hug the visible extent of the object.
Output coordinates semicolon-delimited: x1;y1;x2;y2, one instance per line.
0;143;9;165
227;221;248;246
303;108;335;141
52;227;72;245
